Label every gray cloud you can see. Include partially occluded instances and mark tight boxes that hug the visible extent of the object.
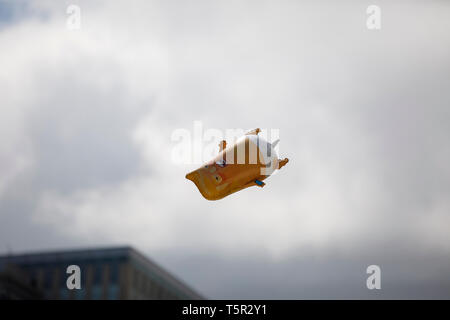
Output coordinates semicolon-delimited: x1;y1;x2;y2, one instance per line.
0;0;449;298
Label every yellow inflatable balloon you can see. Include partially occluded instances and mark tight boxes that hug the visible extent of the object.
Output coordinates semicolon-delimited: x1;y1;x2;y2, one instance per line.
186;128;289;200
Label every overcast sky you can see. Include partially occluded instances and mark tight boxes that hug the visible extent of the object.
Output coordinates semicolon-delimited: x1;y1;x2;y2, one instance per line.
0;0;449;299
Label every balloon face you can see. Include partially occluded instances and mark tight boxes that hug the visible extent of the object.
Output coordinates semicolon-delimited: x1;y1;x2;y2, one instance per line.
186;131;289;201
186;159;261;200
185;163;226;200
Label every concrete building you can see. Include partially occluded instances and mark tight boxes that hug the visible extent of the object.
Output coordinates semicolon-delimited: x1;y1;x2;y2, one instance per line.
0;247;203;300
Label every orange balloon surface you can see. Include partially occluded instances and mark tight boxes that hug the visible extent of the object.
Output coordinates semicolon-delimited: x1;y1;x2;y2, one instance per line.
186;128;289;200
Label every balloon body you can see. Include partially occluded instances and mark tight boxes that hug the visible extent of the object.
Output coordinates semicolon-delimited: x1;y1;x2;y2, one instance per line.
186;131;288;200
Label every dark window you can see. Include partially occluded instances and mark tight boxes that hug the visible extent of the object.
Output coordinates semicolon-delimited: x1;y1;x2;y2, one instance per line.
110;262;119;284
44;268;53;289
93;263;103;285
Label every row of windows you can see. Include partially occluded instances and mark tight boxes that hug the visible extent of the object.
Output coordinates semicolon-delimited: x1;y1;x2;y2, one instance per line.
24;261;121;299
130;267;178;300
10;260;184;300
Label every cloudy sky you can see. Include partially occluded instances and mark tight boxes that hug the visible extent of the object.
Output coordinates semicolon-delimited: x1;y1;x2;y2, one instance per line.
0;0;449;299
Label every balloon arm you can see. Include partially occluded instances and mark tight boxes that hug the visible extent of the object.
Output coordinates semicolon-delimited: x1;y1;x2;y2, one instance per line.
218;140;227;152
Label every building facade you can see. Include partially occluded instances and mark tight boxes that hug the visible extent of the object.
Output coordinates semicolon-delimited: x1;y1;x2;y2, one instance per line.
0;247;203;300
